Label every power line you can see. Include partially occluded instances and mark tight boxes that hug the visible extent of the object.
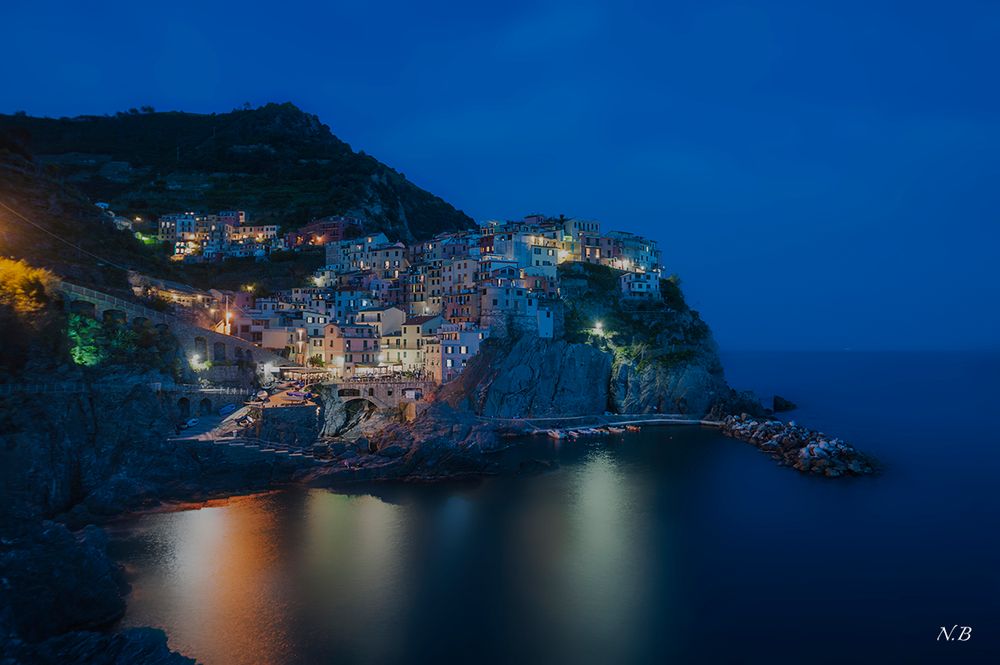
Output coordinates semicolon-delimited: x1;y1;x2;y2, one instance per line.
0;198;134;272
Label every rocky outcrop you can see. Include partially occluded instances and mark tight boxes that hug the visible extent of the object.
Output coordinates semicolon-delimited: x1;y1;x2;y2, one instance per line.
439;336;613;418
435;331;730;420
556;262;732;416
0;381;314;526
314;384;392;439
3;627;195;665
0;523;126;642
301;403;532;486
611;349;727;416
773;395;797;412
720;414;876;477
705;388;773;421
0;521;193;664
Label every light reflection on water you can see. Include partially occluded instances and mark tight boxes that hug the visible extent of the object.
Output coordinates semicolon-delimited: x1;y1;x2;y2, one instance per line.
107;352;1000;664
108;440;683;665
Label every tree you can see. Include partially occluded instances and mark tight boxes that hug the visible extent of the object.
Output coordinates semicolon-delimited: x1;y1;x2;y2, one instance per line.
67;314;105;366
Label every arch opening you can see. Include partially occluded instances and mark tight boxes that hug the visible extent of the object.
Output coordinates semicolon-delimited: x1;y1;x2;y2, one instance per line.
193;337;208;361
102;309;127;325
69;301;96;318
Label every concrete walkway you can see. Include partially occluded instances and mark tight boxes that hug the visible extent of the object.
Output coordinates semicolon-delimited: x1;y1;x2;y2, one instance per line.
477;413;722;432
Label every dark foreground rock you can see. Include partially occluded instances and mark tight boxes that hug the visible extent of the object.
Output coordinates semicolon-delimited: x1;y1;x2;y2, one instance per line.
772;395;798;412
299;403;525;486
0;384;316;528
2;627;194;665
0;522;193;664
720;414;877;477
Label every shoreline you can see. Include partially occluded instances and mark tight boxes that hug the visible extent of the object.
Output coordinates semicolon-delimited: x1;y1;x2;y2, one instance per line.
2;410;875;664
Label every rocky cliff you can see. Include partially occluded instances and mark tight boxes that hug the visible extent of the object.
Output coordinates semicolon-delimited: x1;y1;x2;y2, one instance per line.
438;336;614;417
303;263;749;482
0;521;194;664
435;263;733;419
0;380;312;526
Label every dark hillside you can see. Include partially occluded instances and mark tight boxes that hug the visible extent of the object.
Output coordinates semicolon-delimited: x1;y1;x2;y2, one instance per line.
0;103;475;241
0;142;172;291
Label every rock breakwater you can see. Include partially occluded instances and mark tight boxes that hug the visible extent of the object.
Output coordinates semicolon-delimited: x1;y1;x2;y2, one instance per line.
721;414;877;477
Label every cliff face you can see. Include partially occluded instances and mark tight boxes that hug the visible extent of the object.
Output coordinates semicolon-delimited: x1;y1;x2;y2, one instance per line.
439;336;614;417
0;384;184;523
435;263;731;419
0;103;475;242
0;381;311;525
0;521;195;664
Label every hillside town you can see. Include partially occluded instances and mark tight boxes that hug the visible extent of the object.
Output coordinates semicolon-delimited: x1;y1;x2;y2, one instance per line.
143;212;662;385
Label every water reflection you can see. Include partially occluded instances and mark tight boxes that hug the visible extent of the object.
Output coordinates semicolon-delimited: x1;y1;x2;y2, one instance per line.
113;494;296;665
108;352;1000;665
109;436;700;665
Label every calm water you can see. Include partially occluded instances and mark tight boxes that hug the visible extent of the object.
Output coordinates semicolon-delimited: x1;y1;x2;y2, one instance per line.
107;352;1000;664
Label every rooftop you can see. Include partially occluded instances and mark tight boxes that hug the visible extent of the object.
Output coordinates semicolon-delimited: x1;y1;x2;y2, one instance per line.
404;315;440;325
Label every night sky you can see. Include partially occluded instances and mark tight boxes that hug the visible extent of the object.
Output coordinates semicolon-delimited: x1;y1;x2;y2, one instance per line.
2;0;997;351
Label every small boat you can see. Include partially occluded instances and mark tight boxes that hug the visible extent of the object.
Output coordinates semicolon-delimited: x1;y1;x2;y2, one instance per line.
626;425;641;432
607;427;626;434
547;429;565;440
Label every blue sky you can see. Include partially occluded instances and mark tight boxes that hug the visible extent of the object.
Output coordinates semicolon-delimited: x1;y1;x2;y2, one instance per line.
2;0;998;350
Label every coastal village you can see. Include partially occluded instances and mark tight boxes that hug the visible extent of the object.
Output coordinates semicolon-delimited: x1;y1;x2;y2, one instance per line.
138;210;663;386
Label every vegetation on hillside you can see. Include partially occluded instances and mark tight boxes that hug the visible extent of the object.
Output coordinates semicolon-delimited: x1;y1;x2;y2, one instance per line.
0;144;176;291
0;259;65;377
66;314;180;374
0;102;475;241
558;262;712;371
0;137;333;299
0;258;182;379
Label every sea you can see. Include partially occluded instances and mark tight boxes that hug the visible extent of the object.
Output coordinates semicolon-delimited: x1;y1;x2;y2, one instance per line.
106;351;1000;664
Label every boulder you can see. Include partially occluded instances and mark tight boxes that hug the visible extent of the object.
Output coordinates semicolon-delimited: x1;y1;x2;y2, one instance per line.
772;395;798;412
0;522;126;643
